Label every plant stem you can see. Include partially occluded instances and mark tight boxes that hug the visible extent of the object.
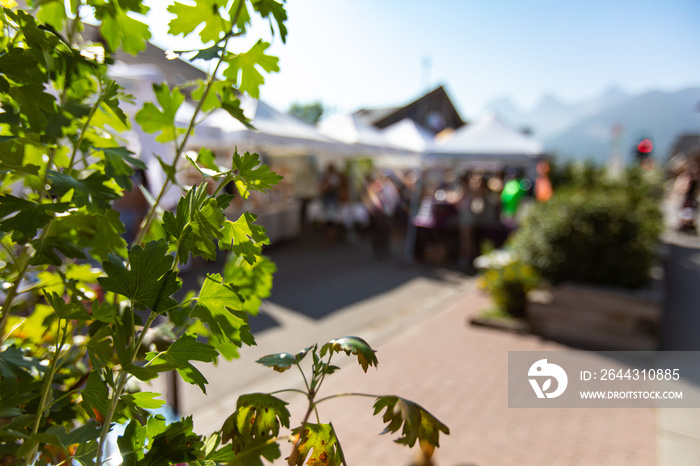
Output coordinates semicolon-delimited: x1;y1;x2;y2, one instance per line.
25;320;69;466
94;371;128;466
94;310;157;464
68;90;103;172
0;245;30;343
288;398;316;466
132;31;233;248
314;392;377;405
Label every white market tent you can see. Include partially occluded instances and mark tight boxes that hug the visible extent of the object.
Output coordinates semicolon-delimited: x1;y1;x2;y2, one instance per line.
317;113;408;157
382;118;435;153
428;112;544;172
176;96;344;157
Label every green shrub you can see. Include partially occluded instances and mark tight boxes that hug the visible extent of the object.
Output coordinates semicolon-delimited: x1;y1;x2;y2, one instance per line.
510;168;663;288
478;260;539;317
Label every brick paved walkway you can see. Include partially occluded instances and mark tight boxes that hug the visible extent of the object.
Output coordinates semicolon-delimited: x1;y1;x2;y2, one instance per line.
296;286;656;466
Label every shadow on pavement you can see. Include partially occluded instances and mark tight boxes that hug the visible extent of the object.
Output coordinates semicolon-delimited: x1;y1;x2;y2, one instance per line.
264;229;445;320
179;228;453;334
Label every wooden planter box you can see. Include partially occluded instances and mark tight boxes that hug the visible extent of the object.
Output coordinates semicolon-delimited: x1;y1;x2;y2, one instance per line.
527;283;661;350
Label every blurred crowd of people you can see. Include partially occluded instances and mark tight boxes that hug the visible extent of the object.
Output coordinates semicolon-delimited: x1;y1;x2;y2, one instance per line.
311;161;554;271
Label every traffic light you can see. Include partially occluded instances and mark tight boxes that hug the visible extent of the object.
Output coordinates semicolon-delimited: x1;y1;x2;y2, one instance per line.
636;138;653;163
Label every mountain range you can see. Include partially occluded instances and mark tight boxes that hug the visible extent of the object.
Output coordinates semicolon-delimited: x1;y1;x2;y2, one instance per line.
482;87;700;165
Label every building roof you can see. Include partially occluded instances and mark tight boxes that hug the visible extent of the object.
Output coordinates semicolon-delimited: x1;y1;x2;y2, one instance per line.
354;85;465;135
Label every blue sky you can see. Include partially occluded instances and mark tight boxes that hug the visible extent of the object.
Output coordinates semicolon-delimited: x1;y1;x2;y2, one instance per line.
146;0;700;119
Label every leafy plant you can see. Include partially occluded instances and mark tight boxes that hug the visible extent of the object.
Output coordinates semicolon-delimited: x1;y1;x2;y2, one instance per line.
0;1;448;465
243;337;449;465
510;166;663;288
478;259;539;317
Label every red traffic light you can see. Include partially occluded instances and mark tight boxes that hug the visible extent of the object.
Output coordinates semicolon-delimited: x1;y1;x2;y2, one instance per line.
637;139;653;154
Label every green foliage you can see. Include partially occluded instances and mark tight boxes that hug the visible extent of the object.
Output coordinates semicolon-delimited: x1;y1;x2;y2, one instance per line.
288;101;325;124
510;166;663;288
477;259;539;317
1;1;448;465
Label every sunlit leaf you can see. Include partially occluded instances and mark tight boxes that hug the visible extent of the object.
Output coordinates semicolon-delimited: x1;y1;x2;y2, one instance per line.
98;240;181;314
289;422;345;466
320;336;378;372
222;40;279;98
373;396;449;455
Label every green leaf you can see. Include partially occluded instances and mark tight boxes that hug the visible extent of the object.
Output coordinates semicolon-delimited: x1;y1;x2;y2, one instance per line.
191;273;254;346
373;396;450;452
86;325;114;369
82;371;111;418
223;40;280;98
163;184;227;263
141;416;202;466
50;210;128;262
223;254;276;315
45;292;89;320
134;83;185;143
0;346;42;381
98;146;147;190
35;422;101;458
221;393;289;464
37;0;68;31
167;0;230;43
320;336;378;372
118;419;147;466
289;422;345;466
0;195;69;243
122;392;166;410
231;150;283;194
144;333;218;392
47;170;121;212
99;5;151;55
98;240;181;314
251;0;288;43
29;235;86;266
256;345;311;373
220;212;270;265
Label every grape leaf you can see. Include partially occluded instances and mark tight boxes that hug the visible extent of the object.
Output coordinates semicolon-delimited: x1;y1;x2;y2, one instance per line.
251;0;288;43
98;4;151;55
141;416;202;466
122;392;166;410
221;393;289;465
35;422;101;453
98;240;181;314
81;372;110;418
97;146;147;190
289;422;345;466
256;345;312;373
45;292;89;320
220;212;270;265
134;83;185;143
163;184;226;263
191;273;253;346
223;40;279;98
118;419;147;466
231;150;282;194
320;336;378;372
373;396;450;454
29;235;86;266
167;0;230;43
143;333;218;393
223;254;276;314
0;195;69;243
47;170;120;213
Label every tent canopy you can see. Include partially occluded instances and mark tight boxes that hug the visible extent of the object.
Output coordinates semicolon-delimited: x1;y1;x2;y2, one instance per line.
429;112;543;158
176;96;343;155
382;118;435;153
318;113;407;156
